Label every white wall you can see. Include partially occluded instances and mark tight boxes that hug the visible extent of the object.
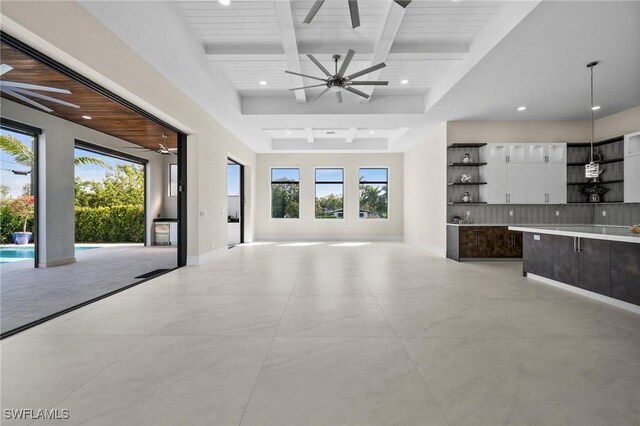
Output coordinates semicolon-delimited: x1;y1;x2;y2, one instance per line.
1;1;257;265
255;153;403;241
1;99;165;266
403;123;448;256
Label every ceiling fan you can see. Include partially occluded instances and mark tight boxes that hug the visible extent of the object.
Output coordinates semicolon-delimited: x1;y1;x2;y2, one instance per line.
285;49;388;103
304;0;411;29
123;134;177;156
0;64;80;113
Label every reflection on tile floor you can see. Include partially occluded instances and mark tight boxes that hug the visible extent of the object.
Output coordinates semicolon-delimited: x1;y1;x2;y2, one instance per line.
1;242;639;425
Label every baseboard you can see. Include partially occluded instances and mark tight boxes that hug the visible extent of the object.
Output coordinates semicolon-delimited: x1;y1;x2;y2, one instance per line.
186;246;228;266
254;235;403;242
403;238;446;258
40;257;76;268
527;273;640;314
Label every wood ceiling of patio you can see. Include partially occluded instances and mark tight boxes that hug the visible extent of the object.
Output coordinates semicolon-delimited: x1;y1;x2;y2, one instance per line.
0;43;178;149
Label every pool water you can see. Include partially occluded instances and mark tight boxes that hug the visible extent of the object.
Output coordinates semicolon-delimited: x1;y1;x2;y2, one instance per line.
0;246;98;264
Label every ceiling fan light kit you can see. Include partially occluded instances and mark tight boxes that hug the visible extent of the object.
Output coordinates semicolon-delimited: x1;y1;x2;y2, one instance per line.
285;49;389;103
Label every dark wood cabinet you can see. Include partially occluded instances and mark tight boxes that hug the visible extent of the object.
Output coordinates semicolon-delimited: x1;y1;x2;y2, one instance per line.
523;232;554;279
578;238;611;296
448;226;523;260
610;242;640;305
552;235;580;287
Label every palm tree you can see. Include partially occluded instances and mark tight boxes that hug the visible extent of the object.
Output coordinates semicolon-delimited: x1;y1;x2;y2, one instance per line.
0;134;109;170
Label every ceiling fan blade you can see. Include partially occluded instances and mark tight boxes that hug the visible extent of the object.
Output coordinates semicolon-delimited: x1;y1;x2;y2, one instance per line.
338;49;355;76
346;62;386;80
310;87;330;103
0;81;71;94
289;83;327;91
344;86;370;99
394;0;412;8
10;87;80;109
285;70;326;82
0;87;53;113
307;54;331;77
303;0;325;24
122;146;152;150
0;64;14;76
348;0;360;29
349;81;389;86
335;91;343;103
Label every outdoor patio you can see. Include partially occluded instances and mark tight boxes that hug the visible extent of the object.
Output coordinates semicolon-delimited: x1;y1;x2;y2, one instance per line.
0;244;176;334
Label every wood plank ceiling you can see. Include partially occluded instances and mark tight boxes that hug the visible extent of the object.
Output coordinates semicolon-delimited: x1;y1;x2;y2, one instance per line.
0;42;177;149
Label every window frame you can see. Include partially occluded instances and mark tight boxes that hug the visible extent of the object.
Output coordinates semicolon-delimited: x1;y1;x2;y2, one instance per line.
270;167;301;220
358;167;390;221
314;167;345;220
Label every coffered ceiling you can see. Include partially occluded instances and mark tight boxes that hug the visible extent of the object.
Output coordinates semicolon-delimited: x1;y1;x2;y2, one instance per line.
80;1;640;152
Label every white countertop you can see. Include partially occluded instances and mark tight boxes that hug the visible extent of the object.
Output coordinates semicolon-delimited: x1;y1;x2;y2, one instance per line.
508;225;640;244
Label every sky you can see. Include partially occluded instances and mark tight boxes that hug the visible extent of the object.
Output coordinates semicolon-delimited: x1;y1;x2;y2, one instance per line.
228;163;240;196
0;127;142;199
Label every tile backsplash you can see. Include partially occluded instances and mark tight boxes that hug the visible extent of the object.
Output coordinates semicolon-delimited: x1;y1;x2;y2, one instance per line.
447;203;639;226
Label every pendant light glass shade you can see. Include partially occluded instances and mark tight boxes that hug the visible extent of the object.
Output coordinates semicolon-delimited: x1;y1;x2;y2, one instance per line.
585;61;600;179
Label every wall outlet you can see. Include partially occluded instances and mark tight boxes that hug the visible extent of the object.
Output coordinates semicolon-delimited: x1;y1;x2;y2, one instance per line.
509;210;513;216
466;211;470;216
199;211;206;217
211;242;215;248
602;210;607;217
556;211;560;216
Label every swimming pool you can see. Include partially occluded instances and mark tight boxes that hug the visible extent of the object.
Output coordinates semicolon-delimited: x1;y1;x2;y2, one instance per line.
0;246;98;263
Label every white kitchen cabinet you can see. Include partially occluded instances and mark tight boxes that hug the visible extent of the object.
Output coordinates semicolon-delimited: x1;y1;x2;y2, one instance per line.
546;144;566;163
481;143;567;205
624;136;640;203
546;163;567;204
526;163;547;204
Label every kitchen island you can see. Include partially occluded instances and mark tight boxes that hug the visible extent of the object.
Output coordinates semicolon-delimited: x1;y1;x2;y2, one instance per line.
509;225;640;311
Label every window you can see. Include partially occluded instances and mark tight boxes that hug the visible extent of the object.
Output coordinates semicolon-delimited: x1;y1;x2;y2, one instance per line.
271;168;299;218
169;164;178;197
359;168;388;219
315;168;344;219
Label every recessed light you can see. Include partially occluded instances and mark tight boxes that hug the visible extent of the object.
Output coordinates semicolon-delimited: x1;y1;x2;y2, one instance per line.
517;106;526;111
400;79;409;85
369;130;375;134
592;105;601;110
82;115;92;120
285;129;291;135
259;80;267;86
219;0;230;5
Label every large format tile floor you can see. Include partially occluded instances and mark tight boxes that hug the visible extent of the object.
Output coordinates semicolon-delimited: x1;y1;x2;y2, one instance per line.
1;242;639;425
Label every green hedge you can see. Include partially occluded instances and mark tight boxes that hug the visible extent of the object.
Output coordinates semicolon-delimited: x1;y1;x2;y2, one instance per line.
0;205;34;244
75;205;144;243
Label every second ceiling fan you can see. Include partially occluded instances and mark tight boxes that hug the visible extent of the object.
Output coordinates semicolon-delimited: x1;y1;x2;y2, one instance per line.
285;49;388;103
304;0;412;29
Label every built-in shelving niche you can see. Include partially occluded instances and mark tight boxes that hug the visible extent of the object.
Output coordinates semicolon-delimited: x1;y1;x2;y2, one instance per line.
566;136;624;203
447;143;487;205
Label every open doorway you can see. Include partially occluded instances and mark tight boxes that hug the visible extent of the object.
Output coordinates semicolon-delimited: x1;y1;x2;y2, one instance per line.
0;123;39;269
227;159;244;248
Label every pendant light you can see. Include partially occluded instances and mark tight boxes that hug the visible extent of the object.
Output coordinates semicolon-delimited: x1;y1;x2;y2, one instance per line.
585;61;600;179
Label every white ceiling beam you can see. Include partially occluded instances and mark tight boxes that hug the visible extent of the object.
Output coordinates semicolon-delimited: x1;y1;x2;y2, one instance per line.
273;0;305;103
305;127;314;144
345;128;358;144
204;42;469;60
358;2;409;103
424;1;542;112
